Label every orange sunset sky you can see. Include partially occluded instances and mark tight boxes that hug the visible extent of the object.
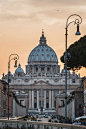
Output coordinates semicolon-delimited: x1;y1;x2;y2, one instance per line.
0;0;86;79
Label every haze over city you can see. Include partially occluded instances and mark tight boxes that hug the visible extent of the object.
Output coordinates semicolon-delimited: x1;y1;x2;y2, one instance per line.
0;0;86;78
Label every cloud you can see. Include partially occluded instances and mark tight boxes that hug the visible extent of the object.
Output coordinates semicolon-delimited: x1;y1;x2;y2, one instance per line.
0;0;86;25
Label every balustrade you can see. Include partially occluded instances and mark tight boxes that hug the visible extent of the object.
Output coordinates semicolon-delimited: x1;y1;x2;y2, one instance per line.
0;120;85;129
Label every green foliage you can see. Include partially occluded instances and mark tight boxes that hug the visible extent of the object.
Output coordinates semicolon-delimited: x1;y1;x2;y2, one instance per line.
60;35;86;71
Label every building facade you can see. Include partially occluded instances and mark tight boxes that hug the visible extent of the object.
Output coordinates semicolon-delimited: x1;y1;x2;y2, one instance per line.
0;80;8;117
2;31;81;115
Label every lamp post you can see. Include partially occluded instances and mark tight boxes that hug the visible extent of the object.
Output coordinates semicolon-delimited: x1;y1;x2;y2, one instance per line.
65;14;82;122
40;81;43;114
8;54;19;120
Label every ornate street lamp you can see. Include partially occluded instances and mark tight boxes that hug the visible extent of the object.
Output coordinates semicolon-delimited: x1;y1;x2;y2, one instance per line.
8;54;19;120
40;81;43;114
65;14;82;122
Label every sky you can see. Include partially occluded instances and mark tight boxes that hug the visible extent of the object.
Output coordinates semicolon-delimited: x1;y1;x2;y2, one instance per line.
0;0;86;78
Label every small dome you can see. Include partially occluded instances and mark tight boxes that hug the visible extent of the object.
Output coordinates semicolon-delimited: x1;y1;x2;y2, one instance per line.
15;64;24;73
61;69;70;73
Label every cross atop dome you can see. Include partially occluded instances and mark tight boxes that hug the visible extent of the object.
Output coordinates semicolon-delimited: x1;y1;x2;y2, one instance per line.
42;29;44;37
39;30;47;45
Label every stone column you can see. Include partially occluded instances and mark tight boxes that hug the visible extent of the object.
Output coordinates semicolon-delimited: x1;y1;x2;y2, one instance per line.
52;90;54;108
45;65;47;74
49;90;51;108
29;90;31;108
32;90;34;108
51;65;53;73
44;91;46;109
13;98;15;116
32;65;34;73
41;87;43;107
37;90;39;109
55;65;57;73
38;65;41;73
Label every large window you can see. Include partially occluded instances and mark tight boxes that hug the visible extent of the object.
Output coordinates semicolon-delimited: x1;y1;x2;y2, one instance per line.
54;101;56;108
46;91;49;96
34;91;37;96
46;97;49;99
39;101;41;107
79;104;81;109
46;103;49;108
72;79;75;83
34;103;37;108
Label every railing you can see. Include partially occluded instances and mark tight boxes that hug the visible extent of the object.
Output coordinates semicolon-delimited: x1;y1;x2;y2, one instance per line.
0;120;86;129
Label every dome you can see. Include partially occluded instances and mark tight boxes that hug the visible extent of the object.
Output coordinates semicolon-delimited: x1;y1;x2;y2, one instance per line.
28;31;58;63
15;64;24;73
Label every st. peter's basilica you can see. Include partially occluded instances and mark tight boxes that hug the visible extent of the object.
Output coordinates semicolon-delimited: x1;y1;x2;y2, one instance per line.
2;31;81;114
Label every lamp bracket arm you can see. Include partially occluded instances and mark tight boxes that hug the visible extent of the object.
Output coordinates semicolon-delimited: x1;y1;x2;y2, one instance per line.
66;21;75;28
9;54;19;63
66;14;82;28
8;54;19;71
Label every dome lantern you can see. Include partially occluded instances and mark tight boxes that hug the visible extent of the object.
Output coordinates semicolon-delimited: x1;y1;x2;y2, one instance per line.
39;30;46;45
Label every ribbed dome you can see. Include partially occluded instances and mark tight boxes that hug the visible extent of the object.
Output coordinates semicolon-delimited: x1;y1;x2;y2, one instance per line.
28;31;58;63
15;64;24;73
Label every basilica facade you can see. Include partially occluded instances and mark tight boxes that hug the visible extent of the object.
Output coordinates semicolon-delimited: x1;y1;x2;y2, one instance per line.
2;31;81;114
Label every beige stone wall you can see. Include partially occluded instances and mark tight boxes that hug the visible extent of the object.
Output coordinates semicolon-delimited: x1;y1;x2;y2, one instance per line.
13;98;26;117
58;99;75;121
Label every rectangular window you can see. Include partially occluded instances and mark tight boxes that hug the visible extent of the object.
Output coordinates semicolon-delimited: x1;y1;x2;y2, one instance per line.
43;101;44;106
72;79;75;83
46;91;49;96
34;91;37;96
39;101;41;107
34;103;37;108
79;104;81;109
54;101;56;108
46;103;49;108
